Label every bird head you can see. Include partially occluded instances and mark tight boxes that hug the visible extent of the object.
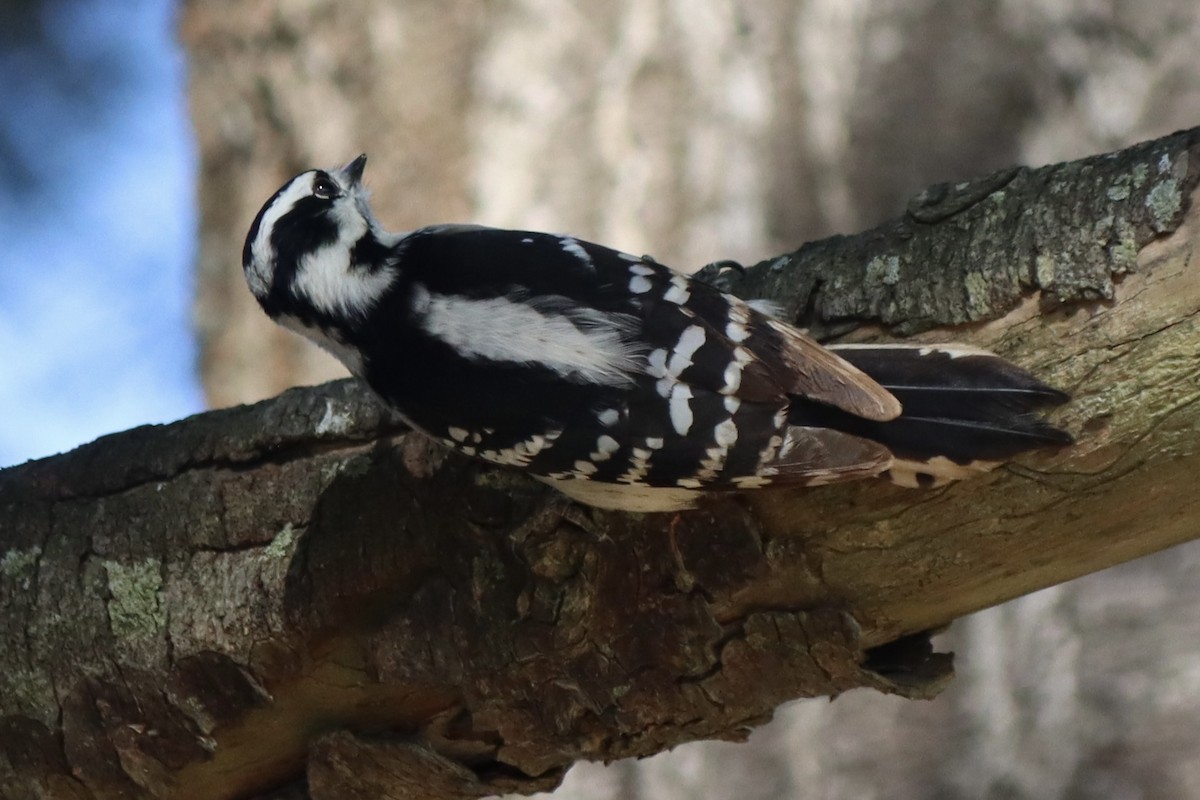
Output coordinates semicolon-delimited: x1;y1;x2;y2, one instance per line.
241;154;391;325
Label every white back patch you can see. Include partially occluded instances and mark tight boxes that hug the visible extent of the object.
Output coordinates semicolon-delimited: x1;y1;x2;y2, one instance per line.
418;290;643;386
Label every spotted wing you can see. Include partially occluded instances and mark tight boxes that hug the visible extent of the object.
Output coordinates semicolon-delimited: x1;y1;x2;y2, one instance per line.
369;227;896;493
542;239;898;491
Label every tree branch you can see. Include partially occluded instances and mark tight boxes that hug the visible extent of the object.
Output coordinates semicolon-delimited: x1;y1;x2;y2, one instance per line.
2;128;1197;800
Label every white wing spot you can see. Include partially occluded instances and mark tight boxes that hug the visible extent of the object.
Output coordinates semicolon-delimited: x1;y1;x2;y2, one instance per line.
485;447;532;467
715;419;738;447
573;460;599;476
448;427;469;442
598;408;621;427
663;275;690;305
755;434;785;472
647;348;669;378
512;434;551;457
724;396;742;414
589;435;621;462
669;384;694;435
722;361;743;394
645;437;665;450
629;264;656;276
630;276;653;294
561;237;593;268
618;447;654;483
726;320;750;343
667;325;706;377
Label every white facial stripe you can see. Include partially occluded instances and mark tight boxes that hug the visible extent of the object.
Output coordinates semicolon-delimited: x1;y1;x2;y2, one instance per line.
418;291;642;386
247;175;319;297
283;179;395;319
293;243;394;319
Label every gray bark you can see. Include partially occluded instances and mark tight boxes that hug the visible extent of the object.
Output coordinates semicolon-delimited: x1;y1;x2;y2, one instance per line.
2;127;1198;800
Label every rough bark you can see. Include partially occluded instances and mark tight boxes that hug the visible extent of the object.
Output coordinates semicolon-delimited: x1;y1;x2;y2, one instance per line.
2;129;1198;800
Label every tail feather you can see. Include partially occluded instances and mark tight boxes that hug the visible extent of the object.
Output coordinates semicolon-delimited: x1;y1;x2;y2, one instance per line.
792;344;1072;487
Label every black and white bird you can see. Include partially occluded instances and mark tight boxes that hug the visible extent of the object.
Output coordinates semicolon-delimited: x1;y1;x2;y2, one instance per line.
242;155;1071;512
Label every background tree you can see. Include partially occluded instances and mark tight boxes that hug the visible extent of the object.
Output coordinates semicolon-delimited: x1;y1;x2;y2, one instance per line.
183;2;1200;798
1;1;1197;799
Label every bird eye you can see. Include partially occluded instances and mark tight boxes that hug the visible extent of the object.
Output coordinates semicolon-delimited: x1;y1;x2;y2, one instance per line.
313;176;338;199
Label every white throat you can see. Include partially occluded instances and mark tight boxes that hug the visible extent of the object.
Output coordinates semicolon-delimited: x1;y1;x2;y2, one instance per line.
293;207;396;320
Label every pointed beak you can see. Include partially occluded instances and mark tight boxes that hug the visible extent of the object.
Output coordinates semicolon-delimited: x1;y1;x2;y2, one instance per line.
340;153;367;186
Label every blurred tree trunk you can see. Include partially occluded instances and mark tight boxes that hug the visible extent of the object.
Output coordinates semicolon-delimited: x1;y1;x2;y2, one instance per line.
182;2;1200;799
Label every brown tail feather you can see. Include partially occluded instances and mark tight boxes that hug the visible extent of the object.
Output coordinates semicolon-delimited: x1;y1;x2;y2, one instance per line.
791;344;1072;486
